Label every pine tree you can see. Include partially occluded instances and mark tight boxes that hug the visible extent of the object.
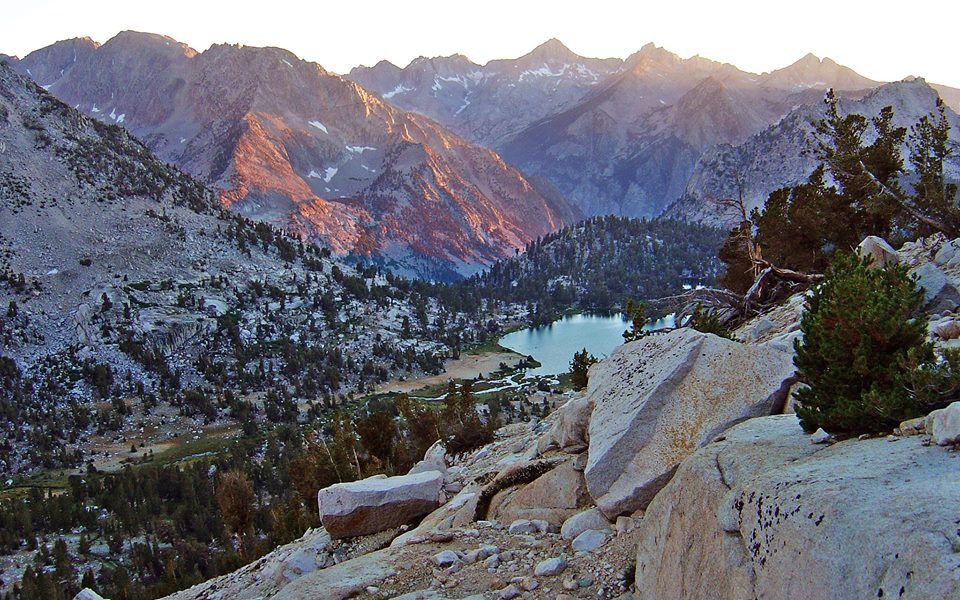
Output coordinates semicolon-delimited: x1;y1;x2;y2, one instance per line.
622;299;648;342
215;471;255;557
794;253;958;434
569;348;598;391
908;98;959;235
719;95;959;287
356;409;398;472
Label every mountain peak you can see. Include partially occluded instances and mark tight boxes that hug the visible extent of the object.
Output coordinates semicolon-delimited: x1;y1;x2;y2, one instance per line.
103;30;197;58
526;38;575;61
760;51;877;91
623;43;679;72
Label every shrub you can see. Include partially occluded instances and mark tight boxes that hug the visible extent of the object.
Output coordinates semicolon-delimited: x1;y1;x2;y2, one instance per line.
689;304;731;339
794;253;957;434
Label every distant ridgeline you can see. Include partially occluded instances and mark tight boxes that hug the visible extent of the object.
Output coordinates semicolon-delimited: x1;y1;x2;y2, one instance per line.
463;216;725;320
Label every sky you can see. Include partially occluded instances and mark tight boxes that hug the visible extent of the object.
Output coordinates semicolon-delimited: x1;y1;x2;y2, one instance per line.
3;0;959;87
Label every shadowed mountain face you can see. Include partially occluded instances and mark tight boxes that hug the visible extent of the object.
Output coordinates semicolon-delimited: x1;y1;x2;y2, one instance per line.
665;78;960;227
348;39;623;148
10;32;578;280
355;41;960;221
497;46;885;218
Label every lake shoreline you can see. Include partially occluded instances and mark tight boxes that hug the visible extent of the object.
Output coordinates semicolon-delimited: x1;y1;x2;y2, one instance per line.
372;349;527;395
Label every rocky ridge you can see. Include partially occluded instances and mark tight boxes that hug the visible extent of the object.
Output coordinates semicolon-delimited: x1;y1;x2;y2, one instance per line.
354;39;960;222
348;39;623;149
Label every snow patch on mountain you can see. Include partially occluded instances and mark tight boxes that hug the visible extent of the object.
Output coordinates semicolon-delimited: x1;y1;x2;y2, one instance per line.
345;145;375;154
383;84;413;99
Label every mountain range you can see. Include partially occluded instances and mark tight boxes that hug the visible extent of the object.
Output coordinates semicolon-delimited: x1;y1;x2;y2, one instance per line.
6;33;960;275
2;32;577;281
354;41;960;220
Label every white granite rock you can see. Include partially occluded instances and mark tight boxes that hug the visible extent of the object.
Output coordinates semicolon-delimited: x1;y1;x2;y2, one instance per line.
634;415;960;599
585;328;797;518
925;401;960;445
318;470;444;539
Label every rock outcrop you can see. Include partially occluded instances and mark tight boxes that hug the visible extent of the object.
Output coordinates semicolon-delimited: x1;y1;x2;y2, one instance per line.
537;394;593;454
318;471;445;539
634;414;960;599
486;458;591;526
584;328;797;517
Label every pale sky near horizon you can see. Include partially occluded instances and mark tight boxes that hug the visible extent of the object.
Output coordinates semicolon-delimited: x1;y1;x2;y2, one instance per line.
3;0;959;87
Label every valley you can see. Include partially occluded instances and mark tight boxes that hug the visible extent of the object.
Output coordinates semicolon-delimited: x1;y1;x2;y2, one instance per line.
2;11;960;600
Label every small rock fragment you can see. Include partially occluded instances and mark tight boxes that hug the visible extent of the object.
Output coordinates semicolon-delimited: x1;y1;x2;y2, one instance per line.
432;550;461;567
534;556;568;577
810;428;831;444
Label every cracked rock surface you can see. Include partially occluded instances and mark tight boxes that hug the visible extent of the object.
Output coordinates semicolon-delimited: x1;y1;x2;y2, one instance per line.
634;414;960;600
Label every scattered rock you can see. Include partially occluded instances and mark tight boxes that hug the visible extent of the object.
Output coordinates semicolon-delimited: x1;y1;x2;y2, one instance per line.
409;440;448;476
911;262;960;312
272;547;399;600
432;550;461;567
519;576;539;590
318;470;444;539
585;328;797;517
809;428;831;444
534;556;568;577
615;516;636;534
498;583;521;599
929;316;960;340
934;238;960;269
507;519;538;534
898;416;926;436
857;236;899;269
489;459;590;526
925;402;960;445
571;529;609;553
560;507;611;540
537;394;594;453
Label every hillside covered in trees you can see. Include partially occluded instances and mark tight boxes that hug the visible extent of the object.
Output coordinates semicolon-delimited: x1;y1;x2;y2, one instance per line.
464;217;725;321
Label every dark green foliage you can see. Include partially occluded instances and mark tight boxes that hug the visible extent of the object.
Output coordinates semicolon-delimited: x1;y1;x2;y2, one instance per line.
794;253;957;434
909;98;960;236
688;305;732;339
395;393;443;460
569;348;598;391
718;222;758;294
441;381;495;456
466;216;724;318
622;299;648;342
1;425;321;599
720;93;959;292
356;409;400;471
